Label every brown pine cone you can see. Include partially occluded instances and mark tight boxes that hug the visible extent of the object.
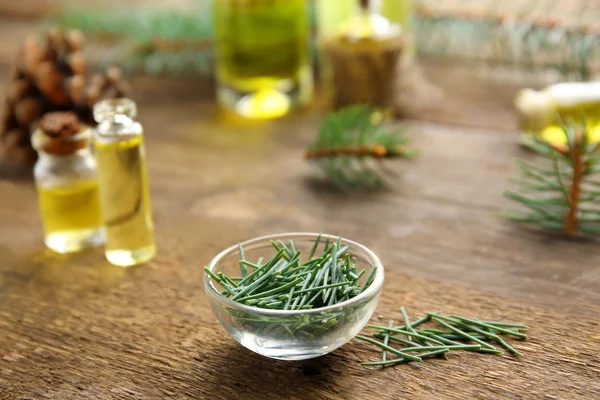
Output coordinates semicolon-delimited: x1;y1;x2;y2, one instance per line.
22;36;45;76
6;79;32;104
1;129;35;165
66;75;86;106
86;67;130;109
65;30;85;52
66;51;87;76
1;28;131;167
14;98;44;127
35;61;69;105
2;129;25;147
45;27;66;61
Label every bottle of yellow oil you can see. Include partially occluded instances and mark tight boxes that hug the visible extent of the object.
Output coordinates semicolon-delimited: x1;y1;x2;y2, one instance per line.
33;112;104;253
321;0;404;113
93;99;155;267
213;0;313;119
515;82;600;146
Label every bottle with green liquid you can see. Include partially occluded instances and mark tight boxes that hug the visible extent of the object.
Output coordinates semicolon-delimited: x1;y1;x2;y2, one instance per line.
213;0;313;119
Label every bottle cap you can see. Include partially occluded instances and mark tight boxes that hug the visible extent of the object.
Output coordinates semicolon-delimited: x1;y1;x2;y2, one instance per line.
32;112;90;155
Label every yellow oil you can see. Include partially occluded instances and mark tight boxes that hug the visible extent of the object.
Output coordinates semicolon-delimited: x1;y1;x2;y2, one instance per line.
517;87;600;147
94;134;155;267
539;104;600;146
538;123;600;146
214;0;312;119
37;180;104;253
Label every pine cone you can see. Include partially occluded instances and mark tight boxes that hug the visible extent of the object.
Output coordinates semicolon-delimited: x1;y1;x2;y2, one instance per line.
0;28;131;167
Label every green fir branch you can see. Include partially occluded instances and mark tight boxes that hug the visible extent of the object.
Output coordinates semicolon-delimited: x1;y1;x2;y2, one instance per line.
503;120;600;236
305;106;416;191
414;0;600;80
50;0;600;80
51;4;214;75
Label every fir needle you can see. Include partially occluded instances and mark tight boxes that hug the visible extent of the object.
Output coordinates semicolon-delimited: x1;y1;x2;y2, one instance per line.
238;243;247;277
431;318;497;350
496;337;524;357
374;333;417;347
400;345;481;352
419;332;462;346
361;266;378;293
238;278;303;302
400;306;418;342
409;315;431;329
450;315;528;340
355;335;422;362
367;325;445;345
360;349;447;367
294;281;351;296
309;233;322;259
382;320;393;362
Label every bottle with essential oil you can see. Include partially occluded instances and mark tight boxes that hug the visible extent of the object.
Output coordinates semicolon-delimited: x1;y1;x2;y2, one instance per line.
93;99;155;267
213;0;313;119
321;0;404;111
515;82;600;146
33;112;104;253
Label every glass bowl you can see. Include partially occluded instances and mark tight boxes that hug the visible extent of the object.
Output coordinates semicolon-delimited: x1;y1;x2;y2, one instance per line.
204;232;384;360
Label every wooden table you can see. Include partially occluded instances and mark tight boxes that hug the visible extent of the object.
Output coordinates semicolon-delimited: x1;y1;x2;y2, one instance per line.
1;16;599;400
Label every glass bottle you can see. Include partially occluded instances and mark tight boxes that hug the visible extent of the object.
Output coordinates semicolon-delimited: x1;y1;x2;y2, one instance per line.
515;82;600;147
213;0;313;119
321;0;404;111
33;112;104;253
93;99;155;267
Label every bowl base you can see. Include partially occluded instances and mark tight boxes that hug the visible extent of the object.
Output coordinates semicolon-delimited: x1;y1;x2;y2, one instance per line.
239;334;341;360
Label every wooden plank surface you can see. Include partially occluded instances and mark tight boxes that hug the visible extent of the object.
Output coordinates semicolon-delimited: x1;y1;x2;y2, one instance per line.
1;16;599;400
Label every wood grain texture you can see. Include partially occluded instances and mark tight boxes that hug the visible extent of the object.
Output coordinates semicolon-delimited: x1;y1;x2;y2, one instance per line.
0;16;599;400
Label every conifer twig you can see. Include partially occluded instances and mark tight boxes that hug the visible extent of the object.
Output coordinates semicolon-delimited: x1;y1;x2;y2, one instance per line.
51;5;214;75
414;0;600;80
305;106;416;191
503;120;600;236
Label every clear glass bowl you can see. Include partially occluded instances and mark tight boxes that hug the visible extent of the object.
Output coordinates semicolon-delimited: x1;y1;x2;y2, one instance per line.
204;232;384;360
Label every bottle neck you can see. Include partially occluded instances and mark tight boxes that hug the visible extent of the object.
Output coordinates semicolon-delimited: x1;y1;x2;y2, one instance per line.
339;0;396;40
358;0;382;14
37;146;91;161
95;115;142;139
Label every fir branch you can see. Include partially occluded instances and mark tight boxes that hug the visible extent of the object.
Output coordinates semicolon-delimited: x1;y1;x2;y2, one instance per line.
50;5;214;75
305;106;416;191
503;120;600;236
51;0;600;80
414;0;600;80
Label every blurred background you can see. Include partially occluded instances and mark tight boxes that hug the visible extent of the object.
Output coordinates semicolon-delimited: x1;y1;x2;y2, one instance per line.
1;0;599;148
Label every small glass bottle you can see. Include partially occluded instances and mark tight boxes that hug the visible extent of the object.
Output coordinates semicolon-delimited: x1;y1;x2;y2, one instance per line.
213;0;313;119
33;112;104;253
93;99;155;267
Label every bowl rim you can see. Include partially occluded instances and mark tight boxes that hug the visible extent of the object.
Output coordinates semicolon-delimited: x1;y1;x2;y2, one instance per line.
204;232;384;316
